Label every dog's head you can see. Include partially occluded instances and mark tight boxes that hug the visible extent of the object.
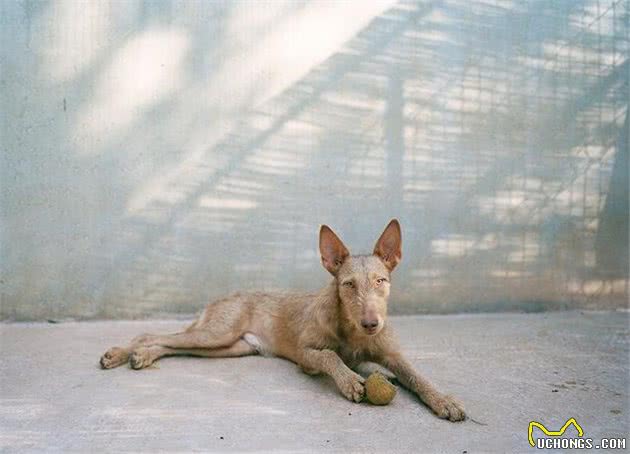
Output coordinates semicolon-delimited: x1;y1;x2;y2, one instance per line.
319;219;402;336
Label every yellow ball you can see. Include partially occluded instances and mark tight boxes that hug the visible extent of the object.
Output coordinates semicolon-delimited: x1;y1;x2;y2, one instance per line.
365;372;397;405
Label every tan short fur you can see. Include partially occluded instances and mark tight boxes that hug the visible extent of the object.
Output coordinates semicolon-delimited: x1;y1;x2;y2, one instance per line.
100;220;465;421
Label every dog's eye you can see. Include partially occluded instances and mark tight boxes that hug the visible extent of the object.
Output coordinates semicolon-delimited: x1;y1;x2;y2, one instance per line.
343;281;354;288
375;278;387;286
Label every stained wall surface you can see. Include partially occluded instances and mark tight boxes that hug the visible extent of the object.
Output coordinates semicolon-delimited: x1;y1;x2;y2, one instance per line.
1;0;628;319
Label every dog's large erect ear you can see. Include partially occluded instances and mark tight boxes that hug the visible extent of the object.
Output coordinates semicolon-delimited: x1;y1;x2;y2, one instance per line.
319;225;350;275
373;219;402;271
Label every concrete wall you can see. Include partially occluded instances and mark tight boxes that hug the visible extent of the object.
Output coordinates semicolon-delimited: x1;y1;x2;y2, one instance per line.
1;0;628;320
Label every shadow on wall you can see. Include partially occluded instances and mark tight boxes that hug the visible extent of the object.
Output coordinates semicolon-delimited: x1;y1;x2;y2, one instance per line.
1;0;628;320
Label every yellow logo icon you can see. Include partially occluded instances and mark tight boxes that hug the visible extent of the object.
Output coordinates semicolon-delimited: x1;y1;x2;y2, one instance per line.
528;418;584;447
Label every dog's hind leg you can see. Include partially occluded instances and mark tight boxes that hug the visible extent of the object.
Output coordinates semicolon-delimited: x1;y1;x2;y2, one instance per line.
101;326;245;369
129;339;257;369
136;326;245;349
100;346;131;369
100;295;251;369
100;332;159;369
99;330;183;369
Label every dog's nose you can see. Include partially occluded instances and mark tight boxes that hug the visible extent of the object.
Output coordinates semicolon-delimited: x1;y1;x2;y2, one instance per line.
361;320;379;329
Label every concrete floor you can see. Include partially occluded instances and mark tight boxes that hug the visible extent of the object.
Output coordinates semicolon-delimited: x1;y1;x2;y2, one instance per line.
1;311;628;453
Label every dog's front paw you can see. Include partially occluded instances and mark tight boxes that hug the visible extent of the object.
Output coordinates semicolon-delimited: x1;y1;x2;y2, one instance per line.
430;394;465;421
338;372;365;403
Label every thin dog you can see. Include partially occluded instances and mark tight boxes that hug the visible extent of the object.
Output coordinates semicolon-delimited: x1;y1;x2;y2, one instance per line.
100;220;465;421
